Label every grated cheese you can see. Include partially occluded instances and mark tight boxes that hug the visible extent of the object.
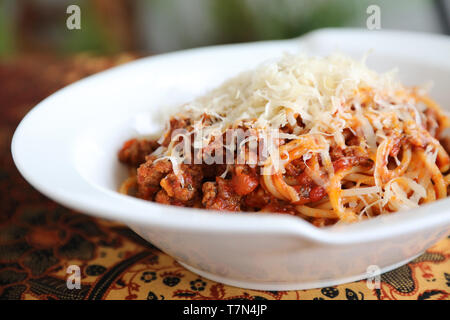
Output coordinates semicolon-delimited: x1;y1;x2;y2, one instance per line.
170;53;405;148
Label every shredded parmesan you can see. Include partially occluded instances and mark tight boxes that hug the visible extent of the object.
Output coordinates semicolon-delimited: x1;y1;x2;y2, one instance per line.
169;53;404;149
341;186;380;197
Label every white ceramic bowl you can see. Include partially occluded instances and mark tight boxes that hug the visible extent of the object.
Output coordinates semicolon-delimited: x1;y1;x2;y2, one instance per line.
12;29;450;290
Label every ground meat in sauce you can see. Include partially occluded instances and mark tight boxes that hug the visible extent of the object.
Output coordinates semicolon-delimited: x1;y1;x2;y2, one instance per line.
136;155;204;205
160;164;203;202
136;158;172;199
332;156;373;171
284;158;306;176
155;189;185;206
202;163;227;180
244;186;272;209
231;165;259;196
330;145;367;161
118;139;159;167
289;171;325;205
202;177;241;211
343;128;360;146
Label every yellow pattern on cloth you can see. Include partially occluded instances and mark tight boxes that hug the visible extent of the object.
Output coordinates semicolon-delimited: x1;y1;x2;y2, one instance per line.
18;216;450;300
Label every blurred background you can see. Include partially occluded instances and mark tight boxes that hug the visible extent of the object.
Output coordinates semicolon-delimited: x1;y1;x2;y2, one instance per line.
0;0;449;59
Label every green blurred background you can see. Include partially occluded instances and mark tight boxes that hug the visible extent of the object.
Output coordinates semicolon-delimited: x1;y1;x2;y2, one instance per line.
0;0;448;59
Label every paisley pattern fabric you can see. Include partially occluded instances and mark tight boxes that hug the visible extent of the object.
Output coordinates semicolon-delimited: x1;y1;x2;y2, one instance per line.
1;55;449;300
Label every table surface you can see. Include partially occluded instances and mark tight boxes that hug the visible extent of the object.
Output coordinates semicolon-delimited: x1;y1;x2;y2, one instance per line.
1;54;449;300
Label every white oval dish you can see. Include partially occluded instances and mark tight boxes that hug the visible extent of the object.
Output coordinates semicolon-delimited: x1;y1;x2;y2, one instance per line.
12;28;450;290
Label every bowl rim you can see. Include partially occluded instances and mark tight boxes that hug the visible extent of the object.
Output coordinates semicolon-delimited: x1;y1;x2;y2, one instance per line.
11;28;450;245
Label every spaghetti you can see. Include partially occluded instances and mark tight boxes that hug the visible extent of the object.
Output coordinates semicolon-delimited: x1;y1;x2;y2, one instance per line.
118;54;450;226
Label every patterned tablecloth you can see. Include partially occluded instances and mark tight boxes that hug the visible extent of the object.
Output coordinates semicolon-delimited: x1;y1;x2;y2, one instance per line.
0;55;449;300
